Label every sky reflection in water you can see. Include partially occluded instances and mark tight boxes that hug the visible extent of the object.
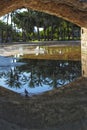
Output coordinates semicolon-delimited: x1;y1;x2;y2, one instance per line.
0;45;81;96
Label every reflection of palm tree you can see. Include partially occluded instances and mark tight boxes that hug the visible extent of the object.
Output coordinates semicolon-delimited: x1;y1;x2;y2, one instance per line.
6;67;22;88
0;57;81;95
8;59;81;90
29;66;43;87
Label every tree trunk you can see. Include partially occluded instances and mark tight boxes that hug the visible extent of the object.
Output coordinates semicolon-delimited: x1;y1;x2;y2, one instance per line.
43;26;46;41
51;23;53;40
5;14;9;43
37;27;40;41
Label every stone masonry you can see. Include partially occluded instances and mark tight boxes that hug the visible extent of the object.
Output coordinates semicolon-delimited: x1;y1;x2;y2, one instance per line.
0;0;87;27
81;28;87;77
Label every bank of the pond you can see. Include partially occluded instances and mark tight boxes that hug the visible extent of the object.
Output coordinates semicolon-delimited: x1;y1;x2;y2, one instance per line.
0;77;87;130
0;40;81;47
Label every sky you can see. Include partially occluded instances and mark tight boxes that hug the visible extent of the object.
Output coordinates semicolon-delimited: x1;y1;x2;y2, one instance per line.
0;8;27;24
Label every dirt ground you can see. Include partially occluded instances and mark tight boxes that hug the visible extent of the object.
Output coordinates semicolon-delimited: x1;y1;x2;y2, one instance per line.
0;77;87;130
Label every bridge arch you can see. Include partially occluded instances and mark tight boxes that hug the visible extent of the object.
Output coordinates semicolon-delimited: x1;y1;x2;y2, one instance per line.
0;0;87;27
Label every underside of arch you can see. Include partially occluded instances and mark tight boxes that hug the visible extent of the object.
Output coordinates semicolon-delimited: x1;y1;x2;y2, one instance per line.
0;0;87;27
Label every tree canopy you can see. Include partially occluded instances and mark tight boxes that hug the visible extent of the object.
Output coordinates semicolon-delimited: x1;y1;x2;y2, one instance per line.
0;8;81;43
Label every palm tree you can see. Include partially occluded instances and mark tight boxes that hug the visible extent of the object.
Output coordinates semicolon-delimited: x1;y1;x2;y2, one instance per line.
4;13;10;42
12;8;81;42
0;21;5;43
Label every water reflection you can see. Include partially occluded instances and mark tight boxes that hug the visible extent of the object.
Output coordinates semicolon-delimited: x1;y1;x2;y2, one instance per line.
0;45;81;95
0;58;81;95
0;45;81;60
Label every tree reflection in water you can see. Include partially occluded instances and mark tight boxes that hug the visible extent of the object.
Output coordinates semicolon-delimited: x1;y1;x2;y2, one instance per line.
0;59;81;94
6;67;22;88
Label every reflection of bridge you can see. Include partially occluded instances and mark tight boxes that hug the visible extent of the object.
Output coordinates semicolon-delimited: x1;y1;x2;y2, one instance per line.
0;0;87;76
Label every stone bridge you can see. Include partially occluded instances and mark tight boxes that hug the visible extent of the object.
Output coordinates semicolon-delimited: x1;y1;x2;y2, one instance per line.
0;0;87;28
0;0;87;76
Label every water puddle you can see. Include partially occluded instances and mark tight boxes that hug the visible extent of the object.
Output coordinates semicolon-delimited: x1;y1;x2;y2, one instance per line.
0;45;81;96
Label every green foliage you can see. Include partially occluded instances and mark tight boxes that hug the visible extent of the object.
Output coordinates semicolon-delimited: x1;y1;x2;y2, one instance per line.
0;8;81;42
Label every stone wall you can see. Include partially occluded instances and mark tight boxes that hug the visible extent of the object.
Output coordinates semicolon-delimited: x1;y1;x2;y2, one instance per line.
81;28;87;77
